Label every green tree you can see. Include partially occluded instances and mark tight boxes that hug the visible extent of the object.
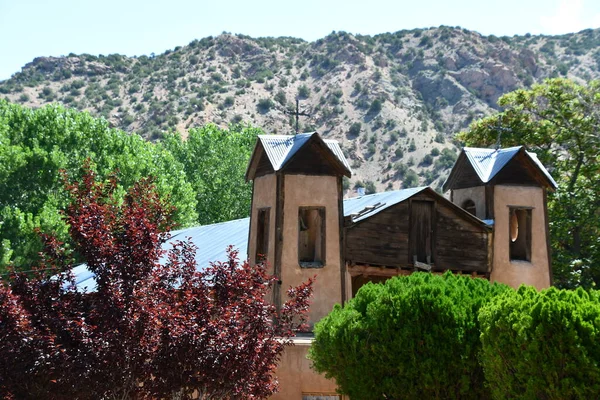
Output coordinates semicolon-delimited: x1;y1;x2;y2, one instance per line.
162;124;261;225
459;78;600;288
257;98;274;113
297;84;310;99
403;169;419;188
368;98;382;115
310;273;509;400
0;100;198;271
479;286;600;399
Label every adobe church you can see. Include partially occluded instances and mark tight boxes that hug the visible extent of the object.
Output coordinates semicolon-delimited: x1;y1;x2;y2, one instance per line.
243;131;556;399
73;131;557;400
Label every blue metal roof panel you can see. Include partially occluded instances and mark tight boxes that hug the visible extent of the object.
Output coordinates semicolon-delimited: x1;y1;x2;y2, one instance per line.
343;187;428;223
258;133;351;174
167;217;250;267
324;139;353;174
71;218;250;292
463;146;557;188
258;135;298;170
276;133;313;169
463;146;522;183
527;151;558;189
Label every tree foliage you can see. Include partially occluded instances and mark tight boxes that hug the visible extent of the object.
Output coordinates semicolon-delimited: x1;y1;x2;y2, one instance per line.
309;272;509;400
479;286;600;399
459;78;600;288
0;167;313;399
162;124;260;225
0;101;260;272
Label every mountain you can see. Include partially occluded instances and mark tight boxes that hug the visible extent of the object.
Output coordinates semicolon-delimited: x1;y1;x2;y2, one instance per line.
2;26;599;192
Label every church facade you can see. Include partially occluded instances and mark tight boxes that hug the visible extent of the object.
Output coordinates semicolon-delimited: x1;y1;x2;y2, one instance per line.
244;132;556;399
71;131;557;399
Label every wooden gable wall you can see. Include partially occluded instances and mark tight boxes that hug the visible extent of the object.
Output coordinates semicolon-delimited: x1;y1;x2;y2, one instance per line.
344;191;491;274
491;152;548;187
283;138;349;176
444;153;483;190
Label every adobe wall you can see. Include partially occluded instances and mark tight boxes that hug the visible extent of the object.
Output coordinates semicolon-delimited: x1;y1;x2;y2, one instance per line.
452;186;486;219
282;174;342;327
249;174;277;274
271;338;344;400
491;185;551;289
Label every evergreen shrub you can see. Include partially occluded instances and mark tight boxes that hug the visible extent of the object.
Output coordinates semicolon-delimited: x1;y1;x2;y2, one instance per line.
479;286;600;399
310;272;509;400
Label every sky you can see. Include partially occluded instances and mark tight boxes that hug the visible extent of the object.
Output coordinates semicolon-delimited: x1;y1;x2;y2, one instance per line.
1;0;600;80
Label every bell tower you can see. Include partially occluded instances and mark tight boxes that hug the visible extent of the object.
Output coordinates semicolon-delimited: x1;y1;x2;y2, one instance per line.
444;146;557;289
245;132;352;326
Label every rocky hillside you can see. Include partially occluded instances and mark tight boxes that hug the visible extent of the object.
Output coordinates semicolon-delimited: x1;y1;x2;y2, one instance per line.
2;26;600;192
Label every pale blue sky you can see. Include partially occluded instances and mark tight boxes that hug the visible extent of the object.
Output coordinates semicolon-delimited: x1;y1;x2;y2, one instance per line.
1;0;600;80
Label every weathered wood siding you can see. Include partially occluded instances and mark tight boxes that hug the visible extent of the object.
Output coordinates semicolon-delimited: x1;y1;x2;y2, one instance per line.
345;202;409;268
434;197;489;272
344;191;490;273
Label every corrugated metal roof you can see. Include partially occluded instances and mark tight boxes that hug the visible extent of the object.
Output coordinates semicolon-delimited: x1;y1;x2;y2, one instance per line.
528;151;558;189
72;218;250;292
463;146;557;188
71;186;488;290
258;132;352;174
343;187;428;223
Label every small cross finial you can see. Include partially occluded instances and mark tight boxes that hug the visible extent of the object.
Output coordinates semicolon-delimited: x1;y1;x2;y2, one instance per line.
494;117;511;150
284;98;311;135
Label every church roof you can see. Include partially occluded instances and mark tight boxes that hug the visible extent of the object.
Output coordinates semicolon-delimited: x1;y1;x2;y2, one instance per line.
71;187;487;291
443;146;557;191
343;186;427;223
71;218;251;292
245;132;352;180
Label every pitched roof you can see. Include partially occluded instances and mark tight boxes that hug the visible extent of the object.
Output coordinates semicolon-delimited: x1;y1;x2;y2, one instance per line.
343;187;491;229
72;218;250;292
443;146;558;191
245;132;352;180
72;187;490;291
343;187;427;223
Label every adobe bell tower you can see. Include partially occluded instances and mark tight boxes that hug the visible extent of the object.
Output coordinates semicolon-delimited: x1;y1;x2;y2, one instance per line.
444;146;557;290
245;132;352;326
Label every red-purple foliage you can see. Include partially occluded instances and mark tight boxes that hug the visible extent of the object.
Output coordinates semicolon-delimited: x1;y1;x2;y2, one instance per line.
0;167;313;399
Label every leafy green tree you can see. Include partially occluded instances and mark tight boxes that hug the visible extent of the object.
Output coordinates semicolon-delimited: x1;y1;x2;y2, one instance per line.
310;273;509;400
162;124;261;225
459;78;600;288
479;286;600;399
0;100;197;271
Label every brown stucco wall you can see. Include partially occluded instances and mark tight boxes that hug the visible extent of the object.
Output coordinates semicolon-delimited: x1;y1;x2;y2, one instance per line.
452;186;486;219
491;185;551;289
282;174;342;327
249;174;277;274
271;338;343;400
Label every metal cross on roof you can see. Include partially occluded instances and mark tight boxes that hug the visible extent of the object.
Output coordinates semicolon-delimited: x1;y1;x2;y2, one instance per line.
494;117;512;150
284;98;311;135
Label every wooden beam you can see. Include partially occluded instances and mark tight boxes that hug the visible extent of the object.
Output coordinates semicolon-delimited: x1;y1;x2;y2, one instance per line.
347;264;412;277
274;172;284;314
338;176;346;305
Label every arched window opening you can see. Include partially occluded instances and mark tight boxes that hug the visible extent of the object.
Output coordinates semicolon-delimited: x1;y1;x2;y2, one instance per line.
462;199;476;216
509;207;532;261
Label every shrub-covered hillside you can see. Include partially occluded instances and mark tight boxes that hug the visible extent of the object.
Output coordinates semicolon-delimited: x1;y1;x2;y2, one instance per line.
2;27;600;191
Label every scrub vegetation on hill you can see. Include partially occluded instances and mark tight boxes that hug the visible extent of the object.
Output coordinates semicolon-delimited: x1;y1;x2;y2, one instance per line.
2;27;600;191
